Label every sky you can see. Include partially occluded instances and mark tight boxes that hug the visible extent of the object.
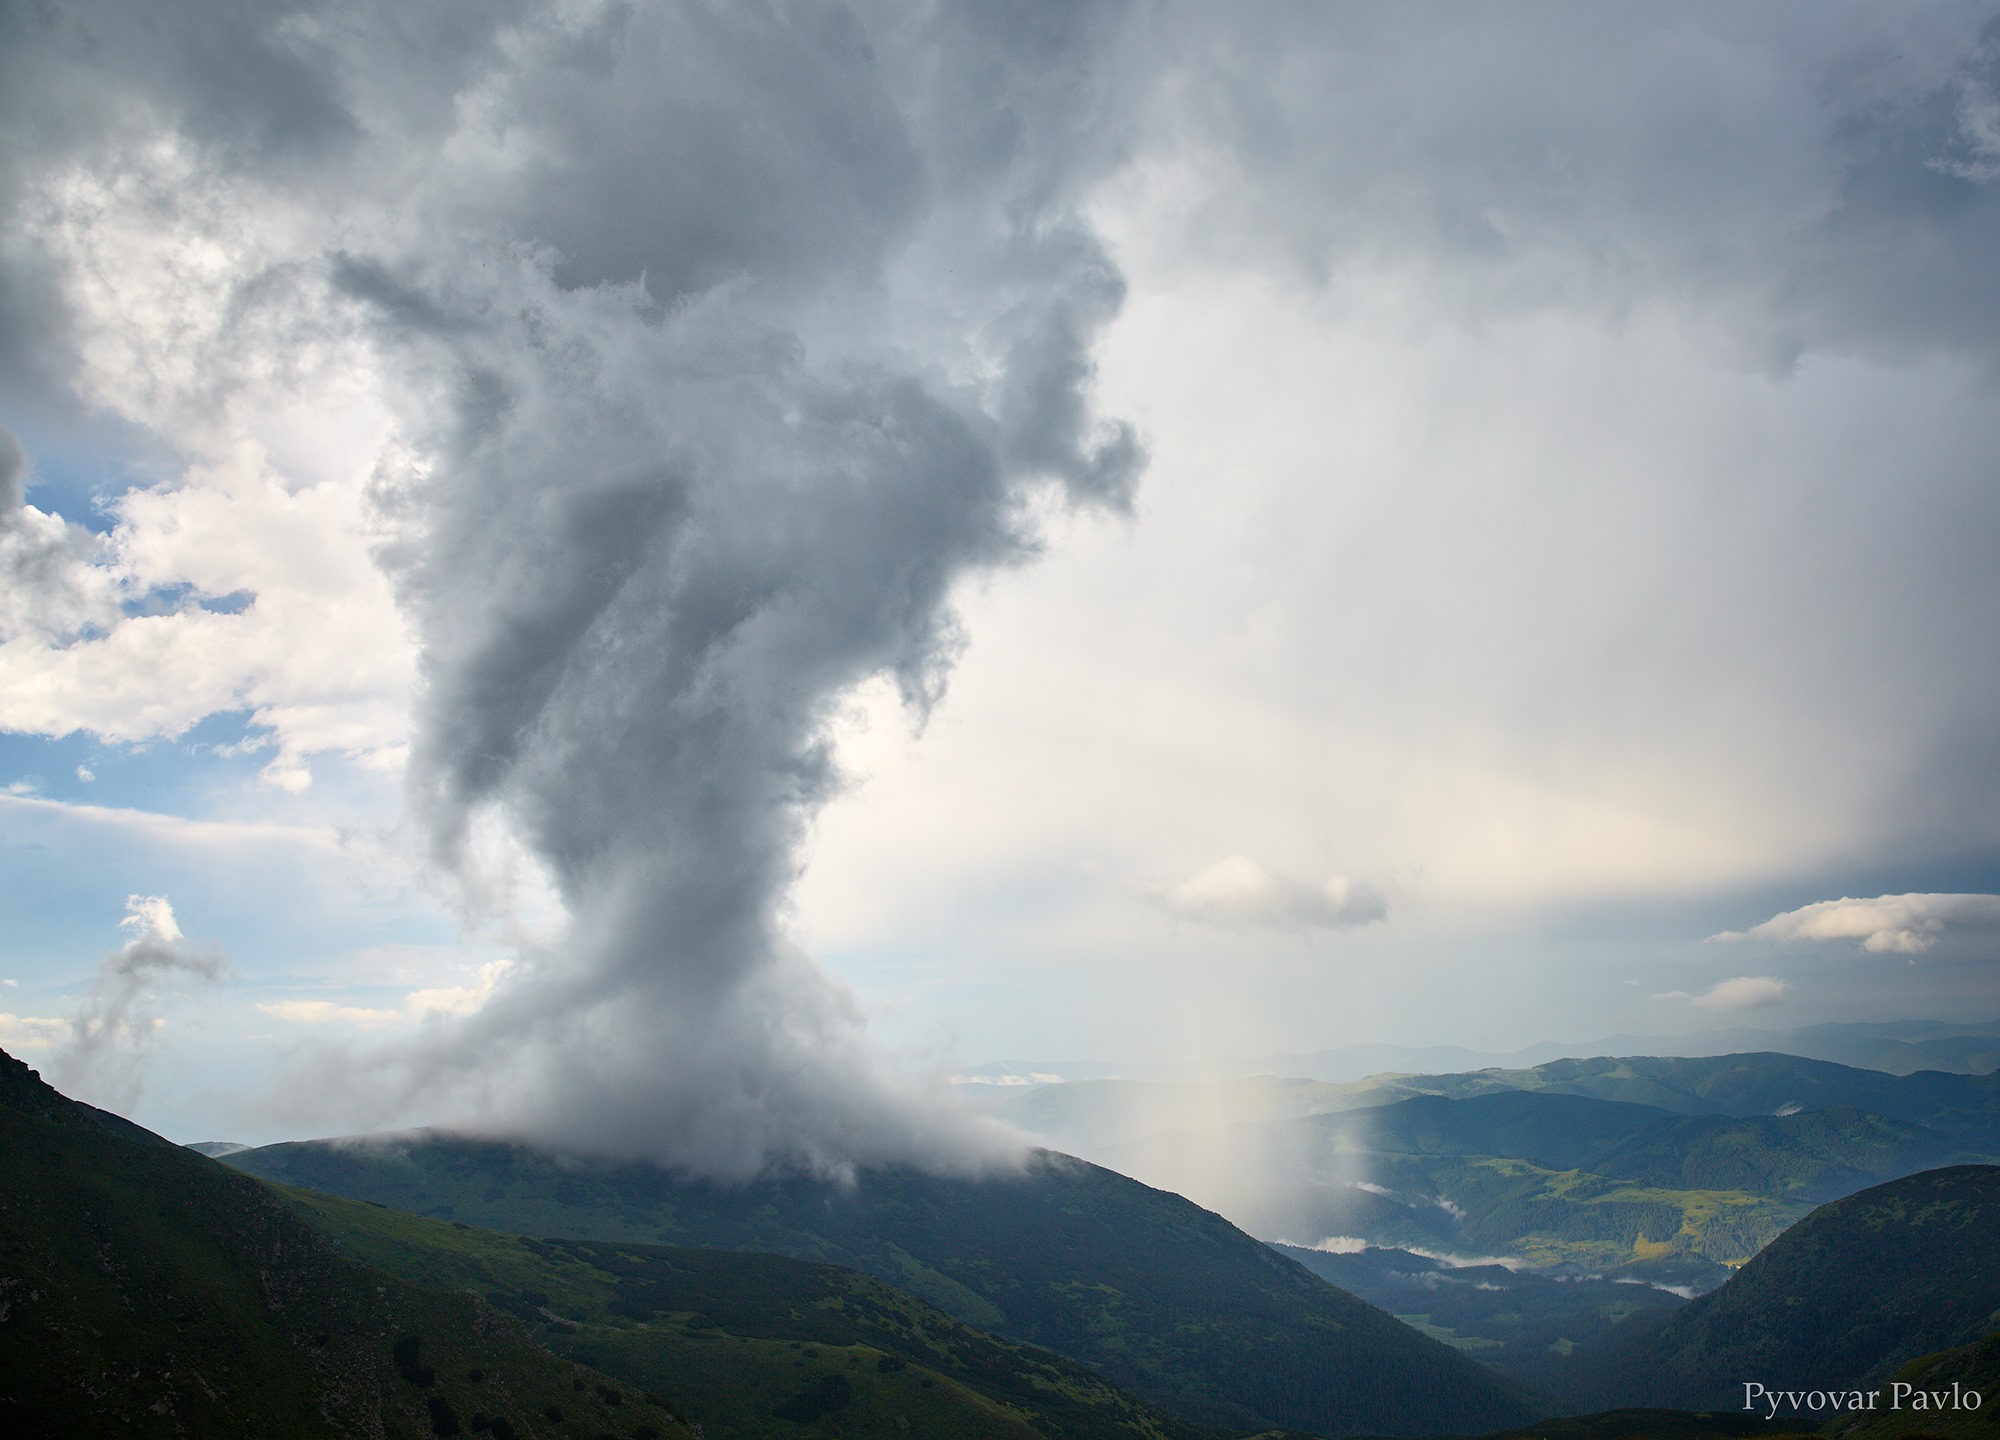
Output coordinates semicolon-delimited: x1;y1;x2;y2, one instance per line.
2;1;1999;1158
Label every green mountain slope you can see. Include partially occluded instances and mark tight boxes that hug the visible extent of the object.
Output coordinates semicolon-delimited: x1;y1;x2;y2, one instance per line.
271;1184;1197;1440
1551;1165;2000;1414
1314;1089;1958;1202
1585;1107;1956;1200
0;1047;690;1440
1438;1411;1810;1440
4;1044;1247;1440
226;1134;1542;1437
1827;1333;2000;1440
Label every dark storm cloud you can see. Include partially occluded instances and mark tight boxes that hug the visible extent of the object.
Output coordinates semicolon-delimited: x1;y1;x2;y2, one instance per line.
1136;1;2000;368
350;2;1142;1176
1115;0;2000;890
458;4;926;299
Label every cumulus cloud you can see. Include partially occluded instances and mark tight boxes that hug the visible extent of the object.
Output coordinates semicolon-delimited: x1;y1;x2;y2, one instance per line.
0;425;116;644
1711;893;2000;955
0;435;413;788
1151;856;1386;932
46;895;227;1108
0;8;414;785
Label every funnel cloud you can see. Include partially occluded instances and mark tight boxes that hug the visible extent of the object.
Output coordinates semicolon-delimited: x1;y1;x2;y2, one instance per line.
0;1;1142;1176
364;6;1143;1177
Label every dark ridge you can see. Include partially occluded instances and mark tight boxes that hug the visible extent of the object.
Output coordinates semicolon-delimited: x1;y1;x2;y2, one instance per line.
227;1128;1543;1436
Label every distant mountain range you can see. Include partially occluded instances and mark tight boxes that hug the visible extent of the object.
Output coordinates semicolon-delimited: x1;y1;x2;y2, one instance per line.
957;1017;2000;1086
991;1053;2000;1288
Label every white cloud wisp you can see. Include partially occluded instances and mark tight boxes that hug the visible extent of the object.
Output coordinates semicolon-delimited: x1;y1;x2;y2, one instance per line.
44;895;227;1109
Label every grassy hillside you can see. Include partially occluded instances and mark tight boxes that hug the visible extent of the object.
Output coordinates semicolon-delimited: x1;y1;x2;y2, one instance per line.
272;1184;1196;1440
1547;1165;2000;1414
1826;1333;2000;1440
0;1046;689;1440
226;1134;1543;1437
1437;1410;1814;1440
3;1043;1256;1440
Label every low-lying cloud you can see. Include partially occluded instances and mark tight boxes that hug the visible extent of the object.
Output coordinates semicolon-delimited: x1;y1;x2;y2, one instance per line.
1711;893;2000;955
1651;975;1793;1011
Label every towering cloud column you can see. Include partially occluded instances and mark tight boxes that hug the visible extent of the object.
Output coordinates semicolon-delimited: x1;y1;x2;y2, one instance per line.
360;3;1143;1175
0;0;1140;1175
